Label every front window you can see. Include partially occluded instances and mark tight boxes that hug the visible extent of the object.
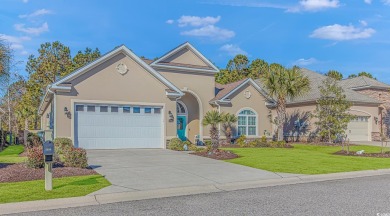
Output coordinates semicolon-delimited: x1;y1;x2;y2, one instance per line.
238;109;257;136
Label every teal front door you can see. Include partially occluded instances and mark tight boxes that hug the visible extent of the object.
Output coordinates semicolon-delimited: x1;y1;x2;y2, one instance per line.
177;116;187;141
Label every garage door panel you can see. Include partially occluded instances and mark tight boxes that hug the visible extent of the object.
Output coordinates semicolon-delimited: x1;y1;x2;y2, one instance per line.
75;104;163;149
347;117;369;141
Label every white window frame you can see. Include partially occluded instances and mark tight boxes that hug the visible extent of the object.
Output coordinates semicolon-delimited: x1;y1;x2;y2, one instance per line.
236;108;258;137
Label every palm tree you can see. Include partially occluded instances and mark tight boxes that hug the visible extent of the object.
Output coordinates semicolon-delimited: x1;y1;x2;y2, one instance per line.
222;113;237;144
202;110;223;151
261;64;310;141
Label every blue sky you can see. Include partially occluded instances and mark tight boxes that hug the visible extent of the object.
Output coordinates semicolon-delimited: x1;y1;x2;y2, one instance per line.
1;0;390;82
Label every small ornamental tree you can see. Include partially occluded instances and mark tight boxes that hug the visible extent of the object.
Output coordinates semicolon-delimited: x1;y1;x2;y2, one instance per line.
202;110;223;151
314;77;354;143
222;113;237;144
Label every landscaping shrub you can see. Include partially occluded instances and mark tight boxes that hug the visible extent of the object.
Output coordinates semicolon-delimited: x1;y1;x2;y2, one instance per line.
54;137;73;155
26;133;42;149
260;135;267;143
63;147;88;168
270;141;287;148
235;135;247;147
26;145;44;168
248;139;270;148
168;138;184;151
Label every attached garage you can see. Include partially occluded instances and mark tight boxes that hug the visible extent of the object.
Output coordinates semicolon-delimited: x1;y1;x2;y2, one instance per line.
74;103;163;149
346;116;370;141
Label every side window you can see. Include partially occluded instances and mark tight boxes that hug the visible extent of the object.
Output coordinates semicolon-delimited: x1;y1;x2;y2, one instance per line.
87;105;95;112
123;106;131;113
133;107;141;113
145;107;152;114
111;106;119;112
100;106;108;112
76;105;84;111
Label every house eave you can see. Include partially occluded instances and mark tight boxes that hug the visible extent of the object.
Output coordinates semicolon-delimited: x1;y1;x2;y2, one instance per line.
152;64;219;74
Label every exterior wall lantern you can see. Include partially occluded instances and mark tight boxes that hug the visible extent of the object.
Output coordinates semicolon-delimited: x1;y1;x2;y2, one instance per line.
374;117;378;124
168;111;174;122
64;107;71;119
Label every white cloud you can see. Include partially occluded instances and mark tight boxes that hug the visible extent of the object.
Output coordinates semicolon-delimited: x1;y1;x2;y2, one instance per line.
293;58;319;66
0;34;31;51
310;24;375;41
166;19;174;24
220;44;247;56
14;22;49;35
22;0;28;3
364;0;372;4
290;0;340;12
383;0;390;5
177;16;221;27
19;9;52;19
359;20;368;26
181;25;235;41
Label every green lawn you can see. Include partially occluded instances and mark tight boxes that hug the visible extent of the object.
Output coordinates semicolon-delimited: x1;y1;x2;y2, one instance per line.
0;175;111;204
224;144;390;175
0;145;26;163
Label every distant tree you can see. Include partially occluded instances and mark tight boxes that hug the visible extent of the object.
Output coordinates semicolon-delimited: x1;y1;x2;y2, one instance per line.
202;110;223;151
348;71;375;79
313;77;354;143
72;48;101;71
325;70;343;80
261;65;310;141
248;59;269;80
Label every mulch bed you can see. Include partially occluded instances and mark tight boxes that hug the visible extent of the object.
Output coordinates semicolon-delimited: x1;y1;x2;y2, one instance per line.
191;149;239;160
334;150;390;158
219;143;294;148
0;163;98;183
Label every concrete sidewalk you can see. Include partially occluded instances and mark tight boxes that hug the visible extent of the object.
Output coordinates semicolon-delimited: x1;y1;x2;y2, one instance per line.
1;168;390;215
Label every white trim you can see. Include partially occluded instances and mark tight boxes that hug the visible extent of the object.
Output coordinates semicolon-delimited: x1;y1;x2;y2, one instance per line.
152;64;218;74
236;107;258;137
70;99;166;149
50;45;183;95
53;94;56;139
220;78;274;103
150;42;219;73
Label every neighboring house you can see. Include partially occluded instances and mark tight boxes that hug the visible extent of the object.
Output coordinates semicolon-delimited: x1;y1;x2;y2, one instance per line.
38;42;274;149
256;69;386;142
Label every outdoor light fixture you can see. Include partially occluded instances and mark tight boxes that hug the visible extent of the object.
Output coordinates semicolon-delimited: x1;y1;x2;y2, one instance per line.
64;107;71;119
64;107;68;113
46;113;50;118
374;117;378;124
168;111;174;122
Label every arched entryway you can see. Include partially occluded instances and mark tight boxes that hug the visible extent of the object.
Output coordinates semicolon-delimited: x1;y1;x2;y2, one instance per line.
176;91;201;143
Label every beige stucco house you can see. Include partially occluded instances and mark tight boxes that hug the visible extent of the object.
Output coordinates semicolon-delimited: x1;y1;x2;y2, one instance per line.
38;42;275;149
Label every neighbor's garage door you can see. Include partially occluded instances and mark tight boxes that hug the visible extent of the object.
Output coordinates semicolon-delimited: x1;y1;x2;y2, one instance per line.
74;104;163;149
347;116;369;141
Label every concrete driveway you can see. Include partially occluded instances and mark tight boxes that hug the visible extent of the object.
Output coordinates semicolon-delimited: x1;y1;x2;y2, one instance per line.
87;149;288;195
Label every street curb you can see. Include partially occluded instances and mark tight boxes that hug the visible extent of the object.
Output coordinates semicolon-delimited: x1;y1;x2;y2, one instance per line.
1;168;390;215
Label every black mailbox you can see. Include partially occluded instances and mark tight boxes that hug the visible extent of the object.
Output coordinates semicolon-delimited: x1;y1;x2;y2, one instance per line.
43;141;55;162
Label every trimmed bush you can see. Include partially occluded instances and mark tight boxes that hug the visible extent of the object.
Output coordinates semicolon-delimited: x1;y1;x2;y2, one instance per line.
26;145;44;168
63;147;88;168
260;135;267;143
235;135;247;147
168;138;184;151
270;141;286;148
26;133;42;149
54;137;73;155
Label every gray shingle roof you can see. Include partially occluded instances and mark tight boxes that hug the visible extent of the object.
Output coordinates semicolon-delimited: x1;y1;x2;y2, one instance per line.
340;76;390;90
255;68;381;105
210;79;248;102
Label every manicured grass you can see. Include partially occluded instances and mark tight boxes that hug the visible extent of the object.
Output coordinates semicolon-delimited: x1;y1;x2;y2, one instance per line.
0;175;111;204
224;144;390;175
0;145;26;163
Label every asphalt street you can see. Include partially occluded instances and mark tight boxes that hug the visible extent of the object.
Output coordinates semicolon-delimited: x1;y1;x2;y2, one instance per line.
10;174;390;216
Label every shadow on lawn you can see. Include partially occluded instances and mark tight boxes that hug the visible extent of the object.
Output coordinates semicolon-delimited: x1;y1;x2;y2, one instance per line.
54;176;101;189
0;163;13;169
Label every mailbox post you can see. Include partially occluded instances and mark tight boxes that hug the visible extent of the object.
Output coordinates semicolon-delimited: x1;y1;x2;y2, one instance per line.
43;141;55;191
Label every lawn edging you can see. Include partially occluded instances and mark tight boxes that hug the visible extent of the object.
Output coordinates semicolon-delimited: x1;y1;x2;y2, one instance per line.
1;168;390;215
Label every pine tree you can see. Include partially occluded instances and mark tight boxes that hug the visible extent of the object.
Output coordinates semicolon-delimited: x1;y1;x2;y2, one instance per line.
314;77;354;143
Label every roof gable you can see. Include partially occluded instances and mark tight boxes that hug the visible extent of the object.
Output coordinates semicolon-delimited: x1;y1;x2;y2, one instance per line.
340;76;390;90
210;78;275;104
150;42;219;73
51;45;183;96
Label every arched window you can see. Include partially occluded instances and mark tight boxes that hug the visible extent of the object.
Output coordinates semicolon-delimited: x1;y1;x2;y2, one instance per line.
237;109;257;136
176;101;187;115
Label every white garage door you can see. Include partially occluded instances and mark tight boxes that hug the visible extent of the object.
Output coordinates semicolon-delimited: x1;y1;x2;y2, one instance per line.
74;104;163;149
347;116;369;141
